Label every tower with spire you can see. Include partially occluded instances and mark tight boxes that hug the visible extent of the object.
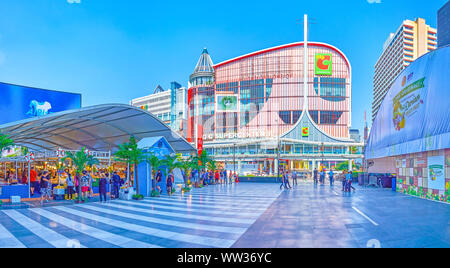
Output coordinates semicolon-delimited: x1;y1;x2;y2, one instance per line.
189;48;215;87
187;48;215;144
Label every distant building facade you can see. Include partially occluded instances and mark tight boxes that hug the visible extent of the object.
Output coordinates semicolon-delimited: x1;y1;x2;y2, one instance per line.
131;83;187;135
350;129;361;143
373;18;437;122
438;0;450;47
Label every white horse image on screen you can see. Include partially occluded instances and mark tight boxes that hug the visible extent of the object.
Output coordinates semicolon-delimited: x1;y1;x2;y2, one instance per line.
27;100;52;117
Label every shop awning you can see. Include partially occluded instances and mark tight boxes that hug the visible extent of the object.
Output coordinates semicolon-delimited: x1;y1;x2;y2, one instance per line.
0;104;195;154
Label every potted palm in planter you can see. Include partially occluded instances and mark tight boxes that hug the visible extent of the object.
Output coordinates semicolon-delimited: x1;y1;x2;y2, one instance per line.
161;154;183;195
146;153;163;198
114;136;145;198
132;194;144;200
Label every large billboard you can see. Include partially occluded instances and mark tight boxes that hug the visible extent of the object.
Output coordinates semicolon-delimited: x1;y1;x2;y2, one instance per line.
366;46;450;159
0;82;82;125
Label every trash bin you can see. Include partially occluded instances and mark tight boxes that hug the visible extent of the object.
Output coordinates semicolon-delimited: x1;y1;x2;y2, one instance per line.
392;177;397;192
381;176;392;188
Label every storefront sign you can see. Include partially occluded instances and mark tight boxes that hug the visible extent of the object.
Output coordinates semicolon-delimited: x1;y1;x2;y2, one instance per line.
216;94;238;112
315;53;332;76
302;127;309;137
428;155;445;191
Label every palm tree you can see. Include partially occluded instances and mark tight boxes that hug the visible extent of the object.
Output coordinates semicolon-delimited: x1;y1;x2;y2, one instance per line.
0;134;14;154
161;154;183;193
62;147;98;201
177;156;197;189
206;159;216;172
114;136;145;195
145;152;163;193
161;154;183;175
197;150;214;171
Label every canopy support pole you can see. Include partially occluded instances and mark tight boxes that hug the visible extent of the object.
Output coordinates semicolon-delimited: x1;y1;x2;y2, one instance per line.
28;161;31;199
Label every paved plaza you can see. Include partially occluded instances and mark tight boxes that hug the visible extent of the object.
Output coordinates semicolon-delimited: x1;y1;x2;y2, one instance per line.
0;183;449;248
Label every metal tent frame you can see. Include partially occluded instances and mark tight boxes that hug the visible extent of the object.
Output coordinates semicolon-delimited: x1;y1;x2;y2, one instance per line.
0;104;195;154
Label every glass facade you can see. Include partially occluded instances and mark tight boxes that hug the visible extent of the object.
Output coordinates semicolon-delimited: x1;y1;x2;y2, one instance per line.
438;0;450;48
187;42;352;142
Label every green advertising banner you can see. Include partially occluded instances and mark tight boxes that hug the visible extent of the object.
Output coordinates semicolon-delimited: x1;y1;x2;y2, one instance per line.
216;95;238;112
315;53;332;76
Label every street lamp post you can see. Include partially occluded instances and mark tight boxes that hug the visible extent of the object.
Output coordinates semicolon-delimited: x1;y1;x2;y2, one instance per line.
233;143;236;177
276;118;281;181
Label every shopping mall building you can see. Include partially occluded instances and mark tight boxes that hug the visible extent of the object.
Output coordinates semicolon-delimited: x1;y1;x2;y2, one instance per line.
187;42;364;174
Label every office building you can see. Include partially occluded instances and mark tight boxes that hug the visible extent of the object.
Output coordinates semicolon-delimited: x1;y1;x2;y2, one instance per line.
373;18;437;122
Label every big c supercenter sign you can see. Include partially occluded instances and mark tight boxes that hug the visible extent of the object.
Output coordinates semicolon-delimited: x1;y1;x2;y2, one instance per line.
315;53;332;76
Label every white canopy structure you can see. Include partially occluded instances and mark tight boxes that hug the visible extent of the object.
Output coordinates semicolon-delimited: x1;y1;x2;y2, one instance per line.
0;104;195;153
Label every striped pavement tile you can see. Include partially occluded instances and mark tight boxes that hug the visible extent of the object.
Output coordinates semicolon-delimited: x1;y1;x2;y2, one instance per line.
2;210;87;248
103;201;261;221
81;203;247;235
156;192;277;203
0;221;26;248
134;198;269;212
52;205;237;248
29;208;161;248
0;184;281;248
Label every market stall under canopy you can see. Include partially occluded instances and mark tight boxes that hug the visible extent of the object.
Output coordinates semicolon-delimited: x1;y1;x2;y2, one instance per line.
0;104;195;154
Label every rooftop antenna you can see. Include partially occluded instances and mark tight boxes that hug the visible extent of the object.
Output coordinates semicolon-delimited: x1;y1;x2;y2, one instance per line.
296;14;317;111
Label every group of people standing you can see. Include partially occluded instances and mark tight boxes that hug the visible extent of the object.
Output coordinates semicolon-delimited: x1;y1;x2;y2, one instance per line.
199;169;237;186
342;170;356;193
313;168;335;186
279;168;357;193
28;167;125;204
279;170;300;190
153;169;175;196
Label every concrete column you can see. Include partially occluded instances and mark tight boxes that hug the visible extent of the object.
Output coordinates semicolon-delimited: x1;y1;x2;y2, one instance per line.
312;160;316;177
348;160;353;172
238;160;242;175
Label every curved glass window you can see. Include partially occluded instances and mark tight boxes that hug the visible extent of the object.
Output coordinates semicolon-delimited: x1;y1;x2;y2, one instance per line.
314;77;346;102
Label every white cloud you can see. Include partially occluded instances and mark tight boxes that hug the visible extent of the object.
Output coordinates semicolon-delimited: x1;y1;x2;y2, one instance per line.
367;0;382;3
67;0;81;4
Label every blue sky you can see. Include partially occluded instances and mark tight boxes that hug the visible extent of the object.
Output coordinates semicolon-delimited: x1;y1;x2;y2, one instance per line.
0;0;446;134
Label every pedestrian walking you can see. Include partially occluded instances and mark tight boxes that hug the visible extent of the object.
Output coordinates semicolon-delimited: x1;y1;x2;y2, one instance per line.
155;169;163;194
342;170;348;192
30;168;37;196
88;171;94;200
320;169;326;185
40;171;51;204
347;171;356;192
286;171;292;189
167;172;174;196
314;168;319;184
66;169;75;200
329;169;334;186
98;173;108;203
80;171;90;201
112;171;121;199
292;171;298;186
